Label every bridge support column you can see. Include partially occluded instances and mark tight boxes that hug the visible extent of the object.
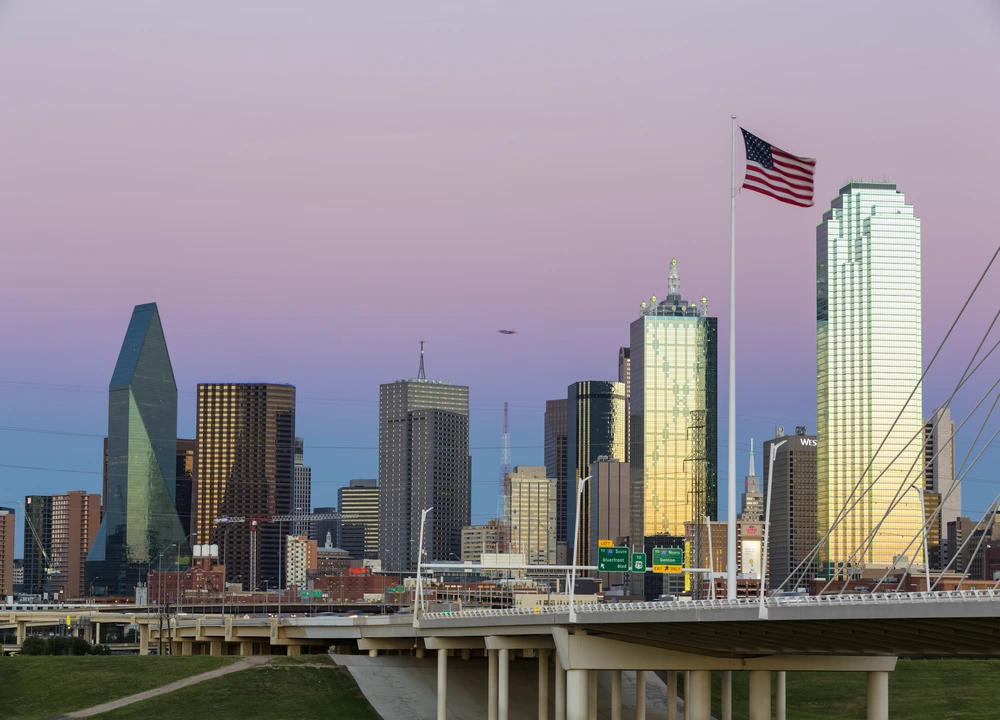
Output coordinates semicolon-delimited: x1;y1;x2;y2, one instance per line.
416;647;425;659
498;648;510;720
368;649;378;658
611;670;622;720
683;671;690;720
240;641;254;656
555;653;566;720
138;624;149;655
488;649;498;720
666;670;677;720
867;671;888;720
287;644;301;656
566;669;588;720
776;671;786;720
15;621;26;646
749;670;771;720
437;649;448;720
210;641;222;656
687;670;711;720
635;670;646;720
587;671;597;720
94;622;102;644
721;670;732;720
181;641;193;656
461;648;471;661
538;648;549;720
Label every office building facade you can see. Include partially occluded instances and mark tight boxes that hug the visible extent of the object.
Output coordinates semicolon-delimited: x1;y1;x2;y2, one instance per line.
338;479;380;560
461;519;504;562
195;383;296;590
589;459;631;587
762;429;818;590
629;259;718;548
51;491;101;599
925;408;958;566
818;183;924;572
544;398;569;544
379;379;470;571
292;437;312;535
87;303;187;597
285;535;318;589
0;507;13;597
567;381;626;560
176;438;197;541
507;466;557;566
310;506;341;551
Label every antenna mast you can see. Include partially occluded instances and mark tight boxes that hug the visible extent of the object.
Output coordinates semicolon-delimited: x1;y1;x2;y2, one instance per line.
417;341;426;380
497;402;512;552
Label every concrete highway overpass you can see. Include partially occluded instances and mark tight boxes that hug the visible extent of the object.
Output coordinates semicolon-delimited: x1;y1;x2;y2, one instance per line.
6;590;1000;719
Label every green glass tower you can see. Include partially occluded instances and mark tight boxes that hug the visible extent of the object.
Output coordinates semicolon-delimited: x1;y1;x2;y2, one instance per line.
86;303;186;597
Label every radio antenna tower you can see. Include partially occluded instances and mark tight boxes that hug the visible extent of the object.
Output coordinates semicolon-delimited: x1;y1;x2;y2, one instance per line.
497;402;512;552
417;341;426;380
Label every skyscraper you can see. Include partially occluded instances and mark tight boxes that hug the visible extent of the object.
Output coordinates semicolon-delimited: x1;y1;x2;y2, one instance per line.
50;491;101;599
507;466;557;565
566;381;626;560
195;383;296;589
86;303;186;597
338;479;380;560
740;442;764;523
763;429;818;589
544;399;569;544
23;495;51;596
379;374;470;572
310;506;341;551
618;348;631;464
292;437;312;535
176;438;197;541
925;407;958;566
589;459;630;587
629;259;718;546
817;182;924;573
0;507;14;597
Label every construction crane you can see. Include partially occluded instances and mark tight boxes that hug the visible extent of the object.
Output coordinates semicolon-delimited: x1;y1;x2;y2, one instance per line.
19;500;59;594
213;511;360;591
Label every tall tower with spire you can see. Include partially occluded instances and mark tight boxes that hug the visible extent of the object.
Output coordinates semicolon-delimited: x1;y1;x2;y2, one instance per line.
740;439;764;522
629;259;718;555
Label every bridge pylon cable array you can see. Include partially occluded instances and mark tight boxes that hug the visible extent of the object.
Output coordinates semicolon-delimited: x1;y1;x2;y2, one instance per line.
780;243;1000;593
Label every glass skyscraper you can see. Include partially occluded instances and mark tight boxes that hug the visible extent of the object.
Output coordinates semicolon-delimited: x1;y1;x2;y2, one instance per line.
86;303;187;597
566;380;627;561
629;260;718;544
817;182;924;573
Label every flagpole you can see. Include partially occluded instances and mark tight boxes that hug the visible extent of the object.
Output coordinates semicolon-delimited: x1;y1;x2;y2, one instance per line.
727;115;738;600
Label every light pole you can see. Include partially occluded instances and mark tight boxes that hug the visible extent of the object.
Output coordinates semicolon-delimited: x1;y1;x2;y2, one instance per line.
90;577;100;604
221;523;236;619
416;507;434;618
759;439;786;618
569;476;592;623
277;520;284;624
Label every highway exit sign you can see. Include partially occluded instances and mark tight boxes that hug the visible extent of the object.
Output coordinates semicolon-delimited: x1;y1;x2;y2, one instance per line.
597;547;630;572
652;547;683;569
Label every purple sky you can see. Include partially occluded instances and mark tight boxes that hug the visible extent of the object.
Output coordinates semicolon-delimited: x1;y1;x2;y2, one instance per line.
2;2;1000;555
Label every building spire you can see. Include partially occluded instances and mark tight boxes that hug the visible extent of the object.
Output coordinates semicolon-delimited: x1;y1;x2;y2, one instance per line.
668;257;680;297
748;438;755;477
417;341;426;380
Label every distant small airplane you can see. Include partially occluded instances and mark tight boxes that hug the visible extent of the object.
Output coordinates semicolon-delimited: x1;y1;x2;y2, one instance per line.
498;329;518;335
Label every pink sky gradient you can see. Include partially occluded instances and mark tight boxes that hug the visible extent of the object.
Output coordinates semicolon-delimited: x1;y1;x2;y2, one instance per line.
2;2;999;551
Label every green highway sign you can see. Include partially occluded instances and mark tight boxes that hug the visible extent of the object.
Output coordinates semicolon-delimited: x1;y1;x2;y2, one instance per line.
652;547;683;567
631;552;647;573
598;546;630;572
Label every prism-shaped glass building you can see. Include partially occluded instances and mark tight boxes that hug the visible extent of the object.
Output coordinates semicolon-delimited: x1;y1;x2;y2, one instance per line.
86;303;186;597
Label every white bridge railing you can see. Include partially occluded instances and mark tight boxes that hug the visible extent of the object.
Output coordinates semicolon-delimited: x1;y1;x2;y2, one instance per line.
421;588;1000;620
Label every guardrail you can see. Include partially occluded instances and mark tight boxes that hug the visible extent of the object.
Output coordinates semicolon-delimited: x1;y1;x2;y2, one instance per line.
421;589;1000;620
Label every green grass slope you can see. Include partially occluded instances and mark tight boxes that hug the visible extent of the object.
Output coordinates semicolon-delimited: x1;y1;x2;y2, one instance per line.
0;656;238;720
92;656;380;720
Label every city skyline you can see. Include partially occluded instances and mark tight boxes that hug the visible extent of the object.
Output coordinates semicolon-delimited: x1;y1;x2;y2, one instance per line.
2;3;1000;558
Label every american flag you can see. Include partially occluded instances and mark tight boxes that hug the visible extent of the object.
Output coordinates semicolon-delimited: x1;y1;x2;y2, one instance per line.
740;128;815;207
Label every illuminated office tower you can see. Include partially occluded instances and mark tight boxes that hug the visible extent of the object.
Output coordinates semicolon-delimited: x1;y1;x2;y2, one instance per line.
629;259;718;545
507;466;558;565
195;383;296;589
618;347;631;463
86;303;186;597
338;479;380;560
817;182;924;573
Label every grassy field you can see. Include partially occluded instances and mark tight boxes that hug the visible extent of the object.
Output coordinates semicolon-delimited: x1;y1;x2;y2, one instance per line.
91;655;380;719
0;656;238;720
700;659;1000;720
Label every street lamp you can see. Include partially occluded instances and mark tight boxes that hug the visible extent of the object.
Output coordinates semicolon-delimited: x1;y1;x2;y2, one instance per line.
759;439;787;618
416;507;434;618
90;577;100;604
569;475;592;623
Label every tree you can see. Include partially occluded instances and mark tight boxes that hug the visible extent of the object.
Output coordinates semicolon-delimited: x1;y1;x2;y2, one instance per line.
20;636;48;655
